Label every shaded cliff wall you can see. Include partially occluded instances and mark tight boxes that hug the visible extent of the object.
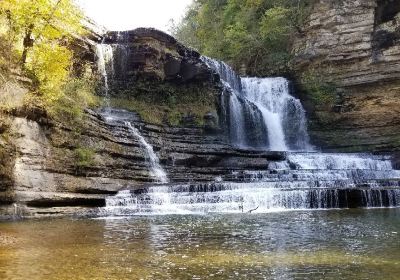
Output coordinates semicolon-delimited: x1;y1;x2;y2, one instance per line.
101;28;221;127
293;0;400;152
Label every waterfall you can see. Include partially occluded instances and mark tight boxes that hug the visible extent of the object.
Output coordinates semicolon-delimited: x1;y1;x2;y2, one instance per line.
95;44;114;106
103;152;400;215
95;36;130;103
101;49;400;217
201;57;242;92
242;78;311;151
104;184;400;215
202;56;311;151
285;153;395;171
96;39;168;184
125;122;168;184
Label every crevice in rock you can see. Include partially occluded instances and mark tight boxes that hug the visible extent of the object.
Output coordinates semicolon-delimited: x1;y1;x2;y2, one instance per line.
26;198;106;208
375;0;400;25
372;0;400;58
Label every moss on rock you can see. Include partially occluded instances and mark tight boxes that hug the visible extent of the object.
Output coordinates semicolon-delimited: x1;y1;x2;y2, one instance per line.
108;79;218;126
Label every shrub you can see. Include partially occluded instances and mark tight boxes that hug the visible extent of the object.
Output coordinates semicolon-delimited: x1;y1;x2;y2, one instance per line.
0;0;95;125
74;147;95;170
0;114;11;134
51;78;99;121
300;70;337;107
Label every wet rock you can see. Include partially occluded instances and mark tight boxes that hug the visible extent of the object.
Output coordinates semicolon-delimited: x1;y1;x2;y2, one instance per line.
392;152;400;169
97;28;221;130
204;112;219;133
180;113;197;127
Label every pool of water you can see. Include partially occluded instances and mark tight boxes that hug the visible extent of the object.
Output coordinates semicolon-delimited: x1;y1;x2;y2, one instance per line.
0;209;399;279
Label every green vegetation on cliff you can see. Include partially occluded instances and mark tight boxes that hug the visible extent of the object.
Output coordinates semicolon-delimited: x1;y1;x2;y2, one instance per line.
300;69;337;107
0;114;14;184
172;0;315;76
74;147;96;174
109;79;218;126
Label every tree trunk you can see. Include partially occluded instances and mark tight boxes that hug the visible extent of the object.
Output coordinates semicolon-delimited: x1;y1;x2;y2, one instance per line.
21;24;34;65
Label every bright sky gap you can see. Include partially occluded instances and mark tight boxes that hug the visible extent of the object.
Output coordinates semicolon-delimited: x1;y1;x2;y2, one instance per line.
76;0;192;33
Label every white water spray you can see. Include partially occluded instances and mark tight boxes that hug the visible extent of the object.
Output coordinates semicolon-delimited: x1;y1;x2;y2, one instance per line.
104;151;400;215
96;41;168;184
101;54;400;216
202;56;311;151
125;122;168;184
241;77;311;151
95;44;114;107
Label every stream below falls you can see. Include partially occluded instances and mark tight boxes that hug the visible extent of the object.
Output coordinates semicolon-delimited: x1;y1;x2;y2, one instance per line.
2;42;391;279
1;209;400;280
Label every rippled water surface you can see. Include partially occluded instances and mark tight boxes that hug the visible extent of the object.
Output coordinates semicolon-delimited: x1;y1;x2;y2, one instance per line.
1;209;399;279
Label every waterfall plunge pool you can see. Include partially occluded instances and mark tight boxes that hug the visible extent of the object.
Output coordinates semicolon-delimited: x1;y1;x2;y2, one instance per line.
1;208;399;280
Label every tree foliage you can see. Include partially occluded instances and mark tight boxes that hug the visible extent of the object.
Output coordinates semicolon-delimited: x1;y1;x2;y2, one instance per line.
28;43;72;102
0;0;96;121
172;0;315;76
0;0;84;61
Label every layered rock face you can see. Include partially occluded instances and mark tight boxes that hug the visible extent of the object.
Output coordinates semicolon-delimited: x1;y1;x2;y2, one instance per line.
293;0;400;152
0;29;283;218
0;108;283;218
2;18;400;218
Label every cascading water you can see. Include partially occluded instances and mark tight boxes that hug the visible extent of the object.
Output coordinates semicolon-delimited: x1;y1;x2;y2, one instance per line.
95;32;131;102
125;122;168;184
203;57;268;148
96;39;168;184
102;53;400;216
242;78;311;151
104;151;400;215
202;56;311;151
95;44;114;107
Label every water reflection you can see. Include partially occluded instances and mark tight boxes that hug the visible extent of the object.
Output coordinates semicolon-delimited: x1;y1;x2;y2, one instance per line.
0;209;399;279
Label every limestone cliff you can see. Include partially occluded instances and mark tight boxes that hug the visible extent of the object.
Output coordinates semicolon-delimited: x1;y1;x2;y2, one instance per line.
293;0;400;152
0;28;283;218
0;109;280;218
2;14;400;217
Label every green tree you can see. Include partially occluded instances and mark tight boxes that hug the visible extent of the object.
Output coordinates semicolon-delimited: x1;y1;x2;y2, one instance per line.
173;0;314;76
27;42;72;102
0;0;97;122
0;0;84;65
0;0;85;99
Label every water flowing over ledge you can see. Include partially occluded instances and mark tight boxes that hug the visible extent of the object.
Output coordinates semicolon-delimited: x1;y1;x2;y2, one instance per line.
124;121;168;184
202;56;312;152
99;107;169;185
102;152;400;215
95;45;400;216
